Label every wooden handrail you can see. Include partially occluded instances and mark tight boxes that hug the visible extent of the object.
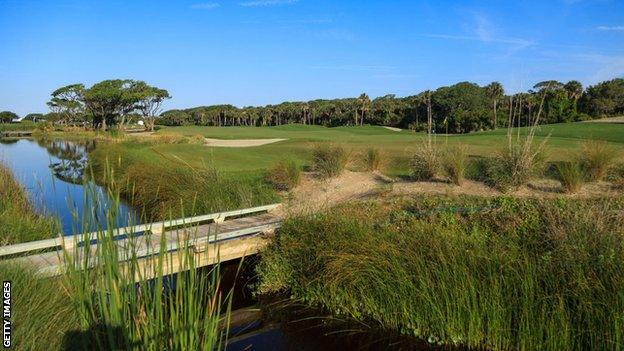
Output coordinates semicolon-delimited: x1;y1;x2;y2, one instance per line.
0;203;281;257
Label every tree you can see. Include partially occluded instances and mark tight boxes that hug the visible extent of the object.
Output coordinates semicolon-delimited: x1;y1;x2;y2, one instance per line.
580;78;624;117
486;82;504;129
357;93;370;125
46;84;85;125
133;82;171;131
564;80;583;112
82;79;141;130
0;111;18;123
23;113;45;122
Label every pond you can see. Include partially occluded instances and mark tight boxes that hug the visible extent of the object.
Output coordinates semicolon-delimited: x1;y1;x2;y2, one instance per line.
0;137;137;234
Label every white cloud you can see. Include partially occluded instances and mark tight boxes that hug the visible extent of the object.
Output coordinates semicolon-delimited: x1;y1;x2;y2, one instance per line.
190;3;220;10
240;0;298;7
596;26;624;31
420;33;534;48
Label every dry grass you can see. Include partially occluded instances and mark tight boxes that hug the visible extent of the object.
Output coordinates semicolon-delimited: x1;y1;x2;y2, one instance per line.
311;144;348;178
578;140;619;181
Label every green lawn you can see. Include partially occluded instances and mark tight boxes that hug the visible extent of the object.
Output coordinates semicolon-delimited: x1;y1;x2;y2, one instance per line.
144;122;624;177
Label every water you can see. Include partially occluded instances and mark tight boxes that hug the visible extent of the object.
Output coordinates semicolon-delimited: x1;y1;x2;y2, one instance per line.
0;138;137;234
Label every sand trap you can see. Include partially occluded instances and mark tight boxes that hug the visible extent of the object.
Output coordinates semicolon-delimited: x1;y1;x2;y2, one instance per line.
383;126;402;132
583;116;624;123
204;138;285;147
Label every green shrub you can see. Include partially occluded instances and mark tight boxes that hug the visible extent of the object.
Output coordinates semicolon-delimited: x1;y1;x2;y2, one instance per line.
311;144;348;178
488;140;545;191
556;162;584;193
265;160;301;191
578;140;619;181
365;148;382;172
410;141;440;180
441;145;467;185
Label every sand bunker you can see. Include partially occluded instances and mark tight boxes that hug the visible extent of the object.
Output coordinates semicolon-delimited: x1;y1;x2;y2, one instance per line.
204;138;285;147
383;126;402;132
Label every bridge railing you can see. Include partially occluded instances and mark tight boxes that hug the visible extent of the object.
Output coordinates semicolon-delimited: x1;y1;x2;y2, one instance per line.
0;203;281;258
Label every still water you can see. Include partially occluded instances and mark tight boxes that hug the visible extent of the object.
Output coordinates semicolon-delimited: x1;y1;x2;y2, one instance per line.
0;138;137;234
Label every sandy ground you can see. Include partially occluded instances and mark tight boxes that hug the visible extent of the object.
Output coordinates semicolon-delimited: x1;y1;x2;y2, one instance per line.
278;170;621;216
583;116;624;123
204;138;285;147
383;126;402;131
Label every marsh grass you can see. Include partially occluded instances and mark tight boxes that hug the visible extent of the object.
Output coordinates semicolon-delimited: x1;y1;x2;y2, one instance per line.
311;144;348;178
556;161;584;193
410;140;440;181
92;157;278;221
441;145;467;185
0;162;58;244
364;148;383;172
578;140;619;181
265;159;301;191
257;196;624;350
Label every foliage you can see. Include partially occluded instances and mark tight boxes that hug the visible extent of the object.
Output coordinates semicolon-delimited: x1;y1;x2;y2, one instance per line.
578;140;619;181
257;196;624;350
265;159;301;191
556;161;584;193
0;162;58;244
410;141;440;180
311;144;348;178
441;145;467;185
364;147;382;171
0;264;79;350
0;111;18;123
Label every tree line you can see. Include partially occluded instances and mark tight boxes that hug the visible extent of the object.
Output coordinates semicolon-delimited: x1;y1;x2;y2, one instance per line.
3;77;623;133
158;78;624;133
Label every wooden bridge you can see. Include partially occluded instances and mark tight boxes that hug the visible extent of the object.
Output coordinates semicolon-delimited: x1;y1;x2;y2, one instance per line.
0;204;282;280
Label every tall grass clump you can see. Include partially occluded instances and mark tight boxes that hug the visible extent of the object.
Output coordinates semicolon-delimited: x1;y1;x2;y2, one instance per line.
556;161;584;193
441;145;467;185
577;140;619;181
265;159;301;191
311;144;348;178
0;162;58;244
364;147;383;172
257;196;624;350
60;178;233;350
410;141;440;180
0;264;80;350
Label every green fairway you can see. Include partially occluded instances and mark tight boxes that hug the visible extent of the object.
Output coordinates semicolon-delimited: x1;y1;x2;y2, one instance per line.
138;122;624;177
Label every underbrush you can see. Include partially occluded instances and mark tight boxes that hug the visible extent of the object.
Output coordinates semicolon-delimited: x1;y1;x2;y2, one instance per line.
257;196;624;350
0;163;58;244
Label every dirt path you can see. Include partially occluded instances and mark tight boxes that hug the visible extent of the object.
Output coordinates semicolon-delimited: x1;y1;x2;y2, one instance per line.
278;170;620;216
204;138;285;147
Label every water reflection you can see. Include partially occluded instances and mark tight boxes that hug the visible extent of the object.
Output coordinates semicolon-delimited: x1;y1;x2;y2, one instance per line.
0;137;137;234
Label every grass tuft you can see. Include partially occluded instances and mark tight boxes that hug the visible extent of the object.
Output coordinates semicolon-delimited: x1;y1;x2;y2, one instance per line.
441;145;467;186
578;140;619;181
265;159;301;191
410;141;440;181
311;144;348;178
364;148;383;172
556;162;584;193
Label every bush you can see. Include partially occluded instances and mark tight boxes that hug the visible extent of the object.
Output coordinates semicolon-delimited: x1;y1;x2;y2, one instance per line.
556;162;584;193
441;145;467;185
578;140;619;181
364;148;382;172
265;160;301;191
410;141;440;180
488;140;545;191
311;144;348;178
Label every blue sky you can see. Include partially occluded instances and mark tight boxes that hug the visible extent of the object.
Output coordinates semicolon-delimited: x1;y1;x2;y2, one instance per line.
1;0;623;116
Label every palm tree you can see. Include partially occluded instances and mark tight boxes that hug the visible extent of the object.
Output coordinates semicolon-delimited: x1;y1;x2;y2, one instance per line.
358;93;370;125
564;80;583;112
486;82;504;129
